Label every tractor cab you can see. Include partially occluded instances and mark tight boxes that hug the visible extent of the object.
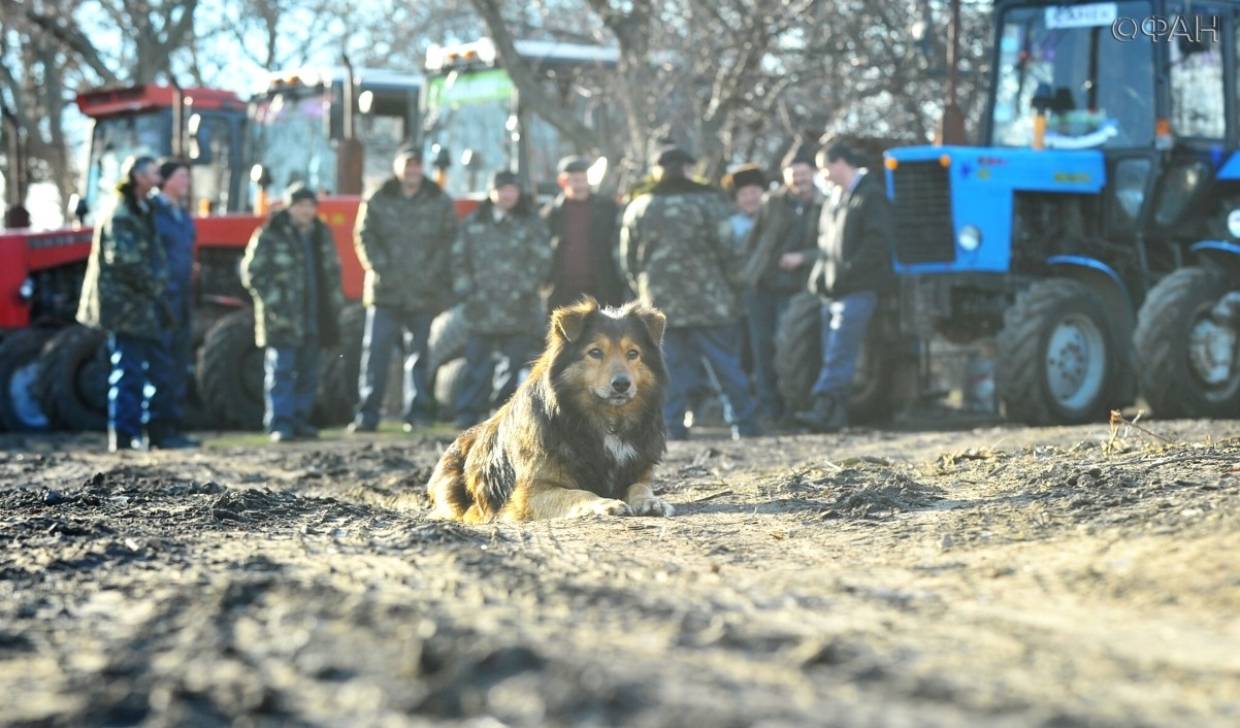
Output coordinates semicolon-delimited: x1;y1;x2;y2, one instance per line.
422;38;620;200
245;67;422;204
77;85;247;224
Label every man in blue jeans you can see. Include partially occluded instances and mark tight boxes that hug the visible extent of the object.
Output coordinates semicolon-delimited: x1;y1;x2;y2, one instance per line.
350;145;458;433
794;136;893;433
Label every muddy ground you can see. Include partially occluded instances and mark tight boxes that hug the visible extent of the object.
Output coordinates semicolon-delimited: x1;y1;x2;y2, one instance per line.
1;418;1238;727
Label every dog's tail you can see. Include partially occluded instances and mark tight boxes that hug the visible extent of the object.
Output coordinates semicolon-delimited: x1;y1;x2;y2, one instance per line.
427;430;476;520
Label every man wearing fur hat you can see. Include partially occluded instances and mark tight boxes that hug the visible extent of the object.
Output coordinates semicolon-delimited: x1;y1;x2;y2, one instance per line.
740;140;824;424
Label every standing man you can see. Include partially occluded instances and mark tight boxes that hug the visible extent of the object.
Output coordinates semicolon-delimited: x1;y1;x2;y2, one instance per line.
741;142;823;424
77;155;174;451
794;136;893;433
350;144;457;433
149;159;199;448
241;185;345;443
620;146;760;440
542;155;627;311
451;170;552;428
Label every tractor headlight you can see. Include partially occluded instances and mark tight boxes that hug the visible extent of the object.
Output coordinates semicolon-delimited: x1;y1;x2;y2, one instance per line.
1226;209;1240;239
18;277;35;302
958;225;982;252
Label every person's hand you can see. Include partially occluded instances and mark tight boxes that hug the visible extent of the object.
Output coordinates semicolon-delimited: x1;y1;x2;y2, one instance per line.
779;252;806;270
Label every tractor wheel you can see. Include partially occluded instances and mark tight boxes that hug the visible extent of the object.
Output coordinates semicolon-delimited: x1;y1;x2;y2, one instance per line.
996;278;1123;425
0;327;55;432
36;325;109;431
1133;267;1240;418
773;292;892;423
315;303;366;426
433;357;468;420
196;309;265;430
428;305;469;373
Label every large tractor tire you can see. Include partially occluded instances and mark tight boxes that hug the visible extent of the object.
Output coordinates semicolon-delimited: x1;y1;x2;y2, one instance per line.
0;328;55;432
196;309;265;430
36;325;109;431
315;303;366;426
433;357;468;420
1133;267;1240;418
996;278;1125;425
774;292;893;423
428;305;469;373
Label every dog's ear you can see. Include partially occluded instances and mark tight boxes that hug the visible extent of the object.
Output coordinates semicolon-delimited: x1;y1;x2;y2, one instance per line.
632;305;667;346
552;297;598;343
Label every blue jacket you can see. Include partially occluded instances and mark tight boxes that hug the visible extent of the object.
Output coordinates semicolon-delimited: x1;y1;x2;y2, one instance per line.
152;195;195;306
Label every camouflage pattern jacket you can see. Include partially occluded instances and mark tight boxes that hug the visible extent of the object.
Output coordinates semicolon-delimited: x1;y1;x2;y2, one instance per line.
620;177;742;328
241;209;345;348
354;177;457;312
451;198;552;336
76;186;166;340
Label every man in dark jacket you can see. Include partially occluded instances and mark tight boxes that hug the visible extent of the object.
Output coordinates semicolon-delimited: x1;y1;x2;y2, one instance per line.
451;170;552;428
350;145;458;433
241;186;345;443
794;136;894;433
77;155;174;452
740;142;823;423
620;146;760;440
542;155;627;311
149;159;199;448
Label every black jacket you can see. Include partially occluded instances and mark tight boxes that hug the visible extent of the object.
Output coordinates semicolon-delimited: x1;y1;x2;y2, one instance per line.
809;172;894;298
542;193;628;310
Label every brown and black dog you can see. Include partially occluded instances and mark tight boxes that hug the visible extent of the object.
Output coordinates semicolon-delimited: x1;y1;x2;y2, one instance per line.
427;297;671;522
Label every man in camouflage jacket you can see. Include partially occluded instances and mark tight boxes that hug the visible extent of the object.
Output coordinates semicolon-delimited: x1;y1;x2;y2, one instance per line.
77;155;178;452
450;170;552;428
620;146;760;440
241;186;345;442
350;145;458;433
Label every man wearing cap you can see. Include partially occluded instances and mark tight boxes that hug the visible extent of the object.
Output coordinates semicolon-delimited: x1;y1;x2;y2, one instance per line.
620;146;760;440
740;139;824;424
241;185;345;443
542;156;627;312
77;154;174;451
350;145;457;433
794;135;894;433
450;170;552;428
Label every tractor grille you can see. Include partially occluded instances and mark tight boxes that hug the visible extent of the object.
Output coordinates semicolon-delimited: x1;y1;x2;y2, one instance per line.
890;161;956;264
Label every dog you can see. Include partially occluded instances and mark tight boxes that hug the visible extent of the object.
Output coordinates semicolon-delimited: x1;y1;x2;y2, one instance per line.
427;297;671;522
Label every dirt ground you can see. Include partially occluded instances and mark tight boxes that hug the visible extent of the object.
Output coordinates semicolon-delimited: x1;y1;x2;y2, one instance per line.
2;417;1239;727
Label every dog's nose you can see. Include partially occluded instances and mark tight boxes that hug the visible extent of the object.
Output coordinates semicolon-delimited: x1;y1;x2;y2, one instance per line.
611;375;632;393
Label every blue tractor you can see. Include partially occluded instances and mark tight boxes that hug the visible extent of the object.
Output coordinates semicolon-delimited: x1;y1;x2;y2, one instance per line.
884;0;1239;424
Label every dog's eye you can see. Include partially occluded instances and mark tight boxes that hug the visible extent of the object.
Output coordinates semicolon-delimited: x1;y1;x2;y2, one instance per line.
587;348;604;359
626;349;640;360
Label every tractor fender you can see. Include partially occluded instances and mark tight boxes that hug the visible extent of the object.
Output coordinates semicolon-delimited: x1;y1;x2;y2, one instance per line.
1189;241;1240;278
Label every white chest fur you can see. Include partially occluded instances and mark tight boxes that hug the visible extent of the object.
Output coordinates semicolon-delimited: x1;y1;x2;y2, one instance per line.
604;434;638;464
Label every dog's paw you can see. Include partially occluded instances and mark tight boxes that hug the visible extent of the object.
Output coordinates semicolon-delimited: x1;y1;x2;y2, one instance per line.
569;497;631;518
627;497;674;517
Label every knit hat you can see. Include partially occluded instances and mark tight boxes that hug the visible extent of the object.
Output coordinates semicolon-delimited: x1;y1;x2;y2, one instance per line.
395;142;423;162
723;164;767;196
557;156;591;174
491;169;521;189
285;183;318;206
654;145;695;168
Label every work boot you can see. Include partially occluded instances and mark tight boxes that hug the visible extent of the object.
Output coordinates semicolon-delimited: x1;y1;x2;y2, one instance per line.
269;429;295;444
108;430;147;453
794;394;847;434
148;423;200;450
294;422;320;440
347;419;377;434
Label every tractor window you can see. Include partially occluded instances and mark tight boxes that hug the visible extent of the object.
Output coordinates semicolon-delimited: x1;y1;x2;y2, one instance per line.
422;69;517;198
359;113;406;195
85;111;169;222
991;1;1155;149
249;89;337;202
189;114;235;213
1169;12;1225;138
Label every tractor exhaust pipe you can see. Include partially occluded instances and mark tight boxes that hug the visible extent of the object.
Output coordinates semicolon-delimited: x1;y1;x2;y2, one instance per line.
336;54;364;195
